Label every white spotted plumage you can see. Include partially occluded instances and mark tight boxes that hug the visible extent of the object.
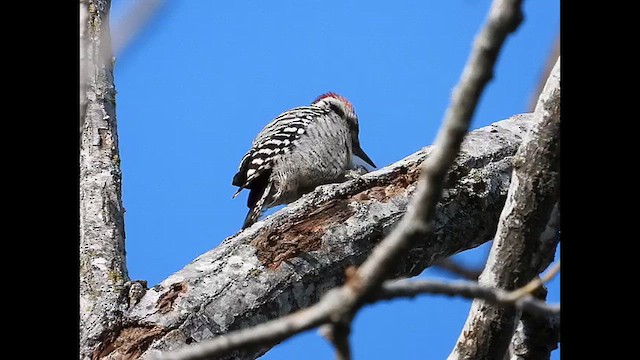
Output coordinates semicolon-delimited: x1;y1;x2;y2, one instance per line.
232;93;376;229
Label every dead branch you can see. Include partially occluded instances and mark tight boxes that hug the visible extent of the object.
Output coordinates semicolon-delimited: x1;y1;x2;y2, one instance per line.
79;1;130;359
448;57;561;360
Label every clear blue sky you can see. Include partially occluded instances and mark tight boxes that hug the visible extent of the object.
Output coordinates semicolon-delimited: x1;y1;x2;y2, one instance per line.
111;1;560;359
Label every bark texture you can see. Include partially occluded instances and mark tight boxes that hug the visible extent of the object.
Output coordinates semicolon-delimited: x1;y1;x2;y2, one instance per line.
448;58;560;360
90;114;534;360
508;203;560;360
80;1;89;133
509;282;561;360
80;1;130;359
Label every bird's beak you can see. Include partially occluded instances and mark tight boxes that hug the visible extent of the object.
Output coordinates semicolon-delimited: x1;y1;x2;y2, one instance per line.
353;143;376;168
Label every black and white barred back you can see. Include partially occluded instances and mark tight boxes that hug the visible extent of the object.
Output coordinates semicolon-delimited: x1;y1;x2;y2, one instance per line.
232;93;375;229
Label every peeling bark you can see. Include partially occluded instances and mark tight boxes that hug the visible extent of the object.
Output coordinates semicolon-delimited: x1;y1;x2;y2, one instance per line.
80;1;130;359
87;114;534;360
95;325;168;360
448;58;560;360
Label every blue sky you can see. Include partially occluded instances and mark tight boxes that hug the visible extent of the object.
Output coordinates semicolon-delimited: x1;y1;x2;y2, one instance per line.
111;1;560;359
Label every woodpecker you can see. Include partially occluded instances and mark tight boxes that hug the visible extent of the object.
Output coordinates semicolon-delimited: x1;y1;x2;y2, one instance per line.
232;93;376;229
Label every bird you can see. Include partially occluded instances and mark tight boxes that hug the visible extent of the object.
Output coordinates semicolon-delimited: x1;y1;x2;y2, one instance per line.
232;92;376;229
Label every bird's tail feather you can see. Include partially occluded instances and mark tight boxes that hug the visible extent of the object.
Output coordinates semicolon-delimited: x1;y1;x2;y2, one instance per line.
242;180;272;229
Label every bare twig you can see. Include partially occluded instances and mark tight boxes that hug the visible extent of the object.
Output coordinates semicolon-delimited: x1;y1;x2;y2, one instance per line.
377;278;559;318
111;0;166;56
528;35;560;112
320;322;352;360
433;258;483;280
154;1;526;358
504;262;560;302
448;57;561;360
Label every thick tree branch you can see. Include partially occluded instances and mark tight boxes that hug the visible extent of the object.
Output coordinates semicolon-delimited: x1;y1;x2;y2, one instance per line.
154;267;559;360
508;207;561;360
448;57;561;360
79;1;130;359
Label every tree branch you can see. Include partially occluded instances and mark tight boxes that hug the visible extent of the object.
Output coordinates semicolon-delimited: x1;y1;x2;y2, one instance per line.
320;322;352;360
111;0;165;56
528;35;559;112
376;274;559;318
152;265;559;360
79;1;130;359
508;206;561;360
510;314;560;360
509;273;560;360
448;57;561;360
432;257;483;280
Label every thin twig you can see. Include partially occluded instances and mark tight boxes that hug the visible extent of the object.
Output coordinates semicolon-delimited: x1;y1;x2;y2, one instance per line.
154;0;525;358
111;0;165;56
504;262;560;302
433;258;483;280
376;278;559;318
528;35;560;112
320;323;352;360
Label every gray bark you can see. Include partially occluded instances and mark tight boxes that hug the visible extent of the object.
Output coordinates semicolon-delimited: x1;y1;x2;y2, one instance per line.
509;203;560;360
90;114;534;360
448;58;560;360
80;1;89;133
510;316;560;360
79;1;130;359
510;278;561;360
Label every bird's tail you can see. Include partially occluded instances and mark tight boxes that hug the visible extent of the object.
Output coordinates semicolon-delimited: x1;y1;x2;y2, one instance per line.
242;180;272;229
